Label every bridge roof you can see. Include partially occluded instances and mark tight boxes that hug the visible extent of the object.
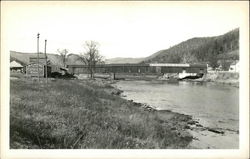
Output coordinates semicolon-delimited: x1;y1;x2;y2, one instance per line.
67;63;207;68
67;63;150;67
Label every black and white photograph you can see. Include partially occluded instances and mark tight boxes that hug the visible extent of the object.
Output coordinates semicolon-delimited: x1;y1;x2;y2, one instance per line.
1;1;249;159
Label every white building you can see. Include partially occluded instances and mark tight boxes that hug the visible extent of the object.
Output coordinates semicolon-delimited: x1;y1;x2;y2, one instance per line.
229;61;239;72
10;60;23;72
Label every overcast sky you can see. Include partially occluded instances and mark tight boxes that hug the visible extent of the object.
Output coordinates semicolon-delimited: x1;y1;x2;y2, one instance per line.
1;1;247;58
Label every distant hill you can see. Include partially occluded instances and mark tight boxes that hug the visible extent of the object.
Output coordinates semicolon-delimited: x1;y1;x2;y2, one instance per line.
10;56;27;66
10;51;144;65
66;54;85;65
105;57;145;64
142;28;239;68
10;51;85;66
10;51;63;66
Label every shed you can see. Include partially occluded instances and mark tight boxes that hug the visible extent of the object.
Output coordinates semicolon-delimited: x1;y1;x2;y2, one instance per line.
10;61;23;72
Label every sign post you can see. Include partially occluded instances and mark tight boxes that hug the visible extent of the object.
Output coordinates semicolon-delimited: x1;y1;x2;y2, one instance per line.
37;33;40;81
45;39;48;83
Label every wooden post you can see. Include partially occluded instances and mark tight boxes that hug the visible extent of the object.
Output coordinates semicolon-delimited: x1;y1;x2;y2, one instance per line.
37;33;40;81
44;39;48;83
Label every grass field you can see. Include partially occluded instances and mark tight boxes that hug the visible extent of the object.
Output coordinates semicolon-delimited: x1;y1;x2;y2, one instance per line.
10;75;193;149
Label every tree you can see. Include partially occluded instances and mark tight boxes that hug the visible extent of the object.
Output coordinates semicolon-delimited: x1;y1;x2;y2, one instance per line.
220;60;231;71
208;49;219;69
57;49;69;67
182;52;198;63
79;41;104;79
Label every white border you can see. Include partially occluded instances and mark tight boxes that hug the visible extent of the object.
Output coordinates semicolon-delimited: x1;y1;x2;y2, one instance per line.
1;1;249;159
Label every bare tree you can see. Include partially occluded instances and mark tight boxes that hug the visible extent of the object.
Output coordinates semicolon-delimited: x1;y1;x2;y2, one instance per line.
79;41;104;79
57;49;69;67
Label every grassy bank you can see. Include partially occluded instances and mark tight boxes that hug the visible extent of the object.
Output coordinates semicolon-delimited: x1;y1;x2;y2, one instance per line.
10;76;193;149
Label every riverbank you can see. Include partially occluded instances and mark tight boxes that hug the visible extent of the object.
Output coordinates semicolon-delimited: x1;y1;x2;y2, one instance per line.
113;80;239;149
10;75;196;149
88;72;239;88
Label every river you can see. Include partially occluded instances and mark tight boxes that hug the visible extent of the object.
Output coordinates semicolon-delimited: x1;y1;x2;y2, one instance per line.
113;80;239;149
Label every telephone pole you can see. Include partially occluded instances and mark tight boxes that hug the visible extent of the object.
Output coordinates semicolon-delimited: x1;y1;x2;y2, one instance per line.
37;33;40;81
44;39;48;83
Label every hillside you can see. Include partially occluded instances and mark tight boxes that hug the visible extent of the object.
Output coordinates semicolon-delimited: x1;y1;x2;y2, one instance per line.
142;28;239;68
105;57;144;64
144;37;213;62
10;51;62;66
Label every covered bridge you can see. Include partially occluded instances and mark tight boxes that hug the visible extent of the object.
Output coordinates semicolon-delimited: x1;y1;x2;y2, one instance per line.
67;63;207;75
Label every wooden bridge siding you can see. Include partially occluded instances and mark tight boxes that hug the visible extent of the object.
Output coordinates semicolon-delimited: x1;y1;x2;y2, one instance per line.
184;67;207;73
106;66;150;74
161;67;179;73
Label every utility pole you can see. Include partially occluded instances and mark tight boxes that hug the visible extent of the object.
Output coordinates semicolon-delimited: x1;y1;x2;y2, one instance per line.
37;33;40;81
44;39;48;83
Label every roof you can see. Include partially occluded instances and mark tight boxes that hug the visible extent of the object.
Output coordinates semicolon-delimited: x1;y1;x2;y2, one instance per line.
150;63;190;67
67;63;207;68
29;57;48;65
150;63;207;68
67;64;150;68
10;61;23;68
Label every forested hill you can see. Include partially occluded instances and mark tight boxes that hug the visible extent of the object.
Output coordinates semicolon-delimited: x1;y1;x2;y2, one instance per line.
105;57;145;64
142;28;239;68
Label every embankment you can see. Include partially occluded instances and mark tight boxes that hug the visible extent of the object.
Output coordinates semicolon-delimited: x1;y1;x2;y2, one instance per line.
75;72;239;88
205;72;239;87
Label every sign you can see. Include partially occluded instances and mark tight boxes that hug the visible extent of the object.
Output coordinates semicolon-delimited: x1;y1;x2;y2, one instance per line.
29;57;47;65
26;63;44;77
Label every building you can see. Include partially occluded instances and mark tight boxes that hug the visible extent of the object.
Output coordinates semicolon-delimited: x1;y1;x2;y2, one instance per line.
26;56;69;77
10;60;24;72
229;61;239;72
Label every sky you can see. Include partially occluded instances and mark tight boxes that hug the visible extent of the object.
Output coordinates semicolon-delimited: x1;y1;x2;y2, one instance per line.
1;1;247;59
